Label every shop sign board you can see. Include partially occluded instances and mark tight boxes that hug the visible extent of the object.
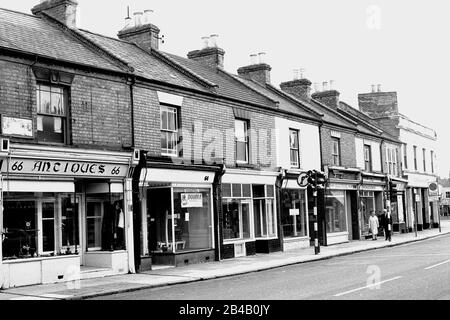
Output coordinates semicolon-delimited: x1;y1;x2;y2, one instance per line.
181;193;203;208
289;209;300;216
1;116;33;138
0;158;128;178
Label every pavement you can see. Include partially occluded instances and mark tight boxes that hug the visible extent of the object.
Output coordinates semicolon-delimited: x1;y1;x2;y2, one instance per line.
1;220;449;300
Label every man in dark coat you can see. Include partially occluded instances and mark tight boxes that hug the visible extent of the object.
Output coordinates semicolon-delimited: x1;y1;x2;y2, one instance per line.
380;209;393;242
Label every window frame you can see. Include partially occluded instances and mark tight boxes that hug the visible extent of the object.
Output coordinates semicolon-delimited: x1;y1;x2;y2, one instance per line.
253;185;277;239
289;128;300;168
235;118;250;164
431;150;434;174
331;137;341;166
36;83;70;145
364;144;372;172
422;148;427;172
413;146;418;171
160;104;180;157
403;144;408;170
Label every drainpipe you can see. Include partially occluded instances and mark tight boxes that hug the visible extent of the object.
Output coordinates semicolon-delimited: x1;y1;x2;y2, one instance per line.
317;123;326;246
129;76;136;148
213;163;226;261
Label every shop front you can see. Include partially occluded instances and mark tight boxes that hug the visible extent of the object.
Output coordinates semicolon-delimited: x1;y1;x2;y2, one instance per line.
0;144;132;289
279;174;309;251
360;174;385;239
405;174;436;231
390;178;408;233
139;165;221;267
220;169;280;259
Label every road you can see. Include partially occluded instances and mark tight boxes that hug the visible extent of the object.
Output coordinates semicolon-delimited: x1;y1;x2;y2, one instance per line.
91;234;450;300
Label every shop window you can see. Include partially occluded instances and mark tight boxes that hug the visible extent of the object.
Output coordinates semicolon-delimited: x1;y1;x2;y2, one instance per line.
360;191;375;235
222;199;251;240
160;105;179;156
364;144;372;172
325;190;347;234
61;196;80;249
36;84;68;144
235;119;249;164
87;202;103;250
289;129;300;168
253;185;276;238
42;202;55;253
331;137;341;166
281;189;308;238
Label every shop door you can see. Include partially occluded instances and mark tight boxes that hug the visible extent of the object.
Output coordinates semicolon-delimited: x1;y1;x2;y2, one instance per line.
61;195;82;262
350;192;360;240
147;188;172;253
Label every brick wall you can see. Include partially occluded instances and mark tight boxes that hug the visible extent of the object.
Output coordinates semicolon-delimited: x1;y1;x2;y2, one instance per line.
320;127;356;168
133;86;277;169
0;57;132;151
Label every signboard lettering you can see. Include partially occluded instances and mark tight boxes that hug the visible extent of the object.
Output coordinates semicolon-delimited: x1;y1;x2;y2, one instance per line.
1;158;127;178
181;193;203;208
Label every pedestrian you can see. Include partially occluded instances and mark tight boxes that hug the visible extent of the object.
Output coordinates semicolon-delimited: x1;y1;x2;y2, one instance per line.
368;211;379;240
381;209;393;242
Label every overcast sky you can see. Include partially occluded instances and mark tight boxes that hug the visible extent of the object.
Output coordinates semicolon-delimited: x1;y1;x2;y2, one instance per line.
3;0;449;177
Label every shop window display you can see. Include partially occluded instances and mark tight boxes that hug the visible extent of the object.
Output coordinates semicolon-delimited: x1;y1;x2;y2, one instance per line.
360;191;375;235
253;185;277;238
325;190;347;233
222;184;252;241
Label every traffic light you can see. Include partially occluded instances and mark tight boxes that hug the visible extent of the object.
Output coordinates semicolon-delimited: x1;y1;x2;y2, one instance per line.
306;170;327;189
316;171;327;188
307;170;317;187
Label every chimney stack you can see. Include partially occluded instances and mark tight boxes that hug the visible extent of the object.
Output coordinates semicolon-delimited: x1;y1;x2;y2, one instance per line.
187;35;225;69
279;68;312;101
311;80;340;109
358;85;399;118
118;9;161;51
237;53;272;84
31;0;79;28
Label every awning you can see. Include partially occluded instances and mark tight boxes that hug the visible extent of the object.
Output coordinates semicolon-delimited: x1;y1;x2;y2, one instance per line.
1;180;75;193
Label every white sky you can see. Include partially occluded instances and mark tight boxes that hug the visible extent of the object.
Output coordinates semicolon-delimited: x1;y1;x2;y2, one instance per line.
3;0;449;177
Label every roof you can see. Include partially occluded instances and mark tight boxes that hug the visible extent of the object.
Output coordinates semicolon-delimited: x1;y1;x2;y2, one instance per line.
164;53;278;108
78;29;211;92
231;76;322;122
338;101;401;142
0;8;124;72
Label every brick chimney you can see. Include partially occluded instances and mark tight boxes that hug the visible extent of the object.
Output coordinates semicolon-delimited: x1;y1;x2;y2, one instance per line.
187;35;225;69
237;53;271;84
311;82;340;109
280;70;312;100
358;85;399;118
31;0;78;28
118;10;161;51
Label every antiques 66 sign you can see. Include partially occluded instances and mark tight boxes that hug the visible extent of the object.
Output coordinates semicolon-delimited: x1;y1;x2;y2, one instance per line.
0;158;128;178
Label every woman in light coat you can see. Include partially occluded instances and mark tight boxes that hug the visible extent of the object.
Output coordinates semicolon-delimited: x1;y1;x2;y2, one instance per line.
368;211;379;240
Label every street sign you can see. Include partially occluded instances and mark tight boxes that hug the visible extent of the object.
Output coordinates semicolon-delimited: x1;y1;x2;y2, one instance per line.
297;172;309;187
415;195;420;202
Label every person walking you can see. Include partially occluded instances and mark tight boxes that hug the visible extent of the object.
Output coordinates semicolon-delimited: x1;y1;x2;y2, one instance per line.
368;211;379;240
381;209;393;242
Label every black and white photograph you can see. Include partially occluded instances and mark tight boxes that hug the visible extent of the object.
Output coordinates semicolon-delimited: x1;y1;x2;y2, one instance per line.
0;0;449;312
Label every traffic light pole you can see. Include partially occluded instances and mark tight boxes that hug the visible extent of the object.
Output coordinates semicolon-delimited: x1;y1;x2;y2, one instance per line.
313;189;320;255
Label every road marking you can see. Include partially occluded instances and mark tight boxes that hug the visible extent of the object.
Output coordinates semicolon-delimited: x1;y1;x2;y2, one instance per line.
424;259;450;270
334;276;402;297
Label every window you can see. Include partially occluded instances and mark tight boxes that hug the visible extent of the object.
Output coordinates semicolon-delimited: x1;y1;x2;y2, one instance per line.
222;183;252;241
281;189;308;238
253;185;276;238
325;190;347;233
446;192;450;199
386;148;398;176
160;105;179;156
360;191;375;235
403;144;408;169
289;129;300;168
413;146;418;170
235;119;249;163
86;202;103;250
423;148;426;172
41;202;55;253
331;137;341;166
364;144;372;172
431;151;434;173
36;84;68;144
393;149;398;176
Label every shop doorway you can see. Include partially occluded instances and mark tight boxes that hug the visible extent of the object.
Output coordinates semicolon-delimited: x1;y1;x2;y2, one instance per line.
349;191;360;240
147;187;172;254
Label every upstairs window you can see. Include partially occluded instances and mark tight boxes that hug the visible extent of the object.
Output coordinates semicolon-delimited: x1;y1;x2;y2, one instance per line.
431;151;435;174
331;137;341;166
36;84;68;144
413;146;418;171
235;119;249;164
403;144;408;169
364;144;372;172
422;148;426;172
160;105;179;156
289;129;300;168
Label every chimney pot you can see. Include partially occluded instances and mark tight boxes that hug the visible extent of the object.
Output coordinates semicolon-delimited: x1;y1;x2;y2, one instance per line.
258;52;266;64
293;69;300;80
134;12;143;27
330;80;335;90
143;9;153;25
371;84;376;93
209;34;219;48
377;84;382;92
201;36;210;49
323;81;329;91
250;54;258;65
